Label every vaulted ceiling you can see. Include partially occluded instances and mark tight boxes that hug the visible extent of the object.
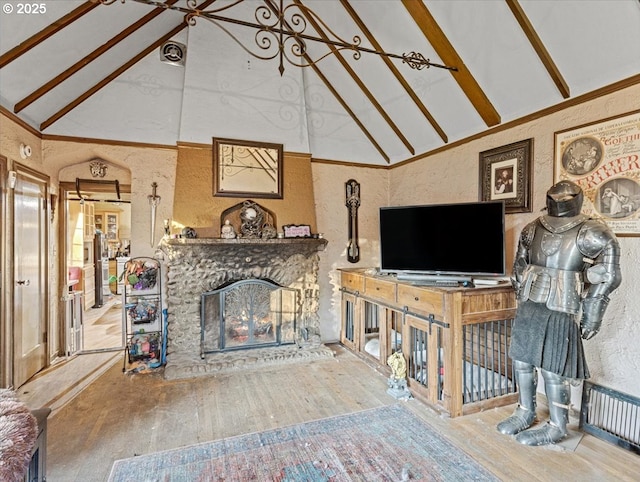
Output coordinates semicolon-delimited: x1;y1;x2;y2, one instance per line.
1;0;639;166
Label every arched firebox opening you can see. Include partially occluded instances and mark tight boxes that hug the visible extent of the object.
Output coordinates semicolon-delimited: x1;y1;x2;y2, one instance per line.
200;278;297;355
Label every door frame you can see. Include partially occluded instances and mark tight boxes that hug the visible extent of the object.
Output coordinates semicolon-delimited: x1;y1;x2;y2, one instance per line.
0;155;10;387
58;181;131;354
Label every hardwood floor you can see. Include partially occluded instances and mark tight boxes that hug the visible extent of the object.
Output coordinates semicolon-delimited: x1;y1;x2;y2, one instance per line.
82;296;124;351
21;345;640;481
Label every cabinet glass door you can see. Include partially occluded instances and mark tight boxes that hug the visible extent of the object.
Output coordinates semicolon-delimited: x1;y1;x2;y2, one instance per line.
106;213;118;240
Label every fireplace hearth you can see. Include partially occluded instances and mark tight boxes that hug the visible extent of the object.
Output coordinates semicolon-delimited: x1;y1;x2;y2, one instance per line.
157;237;333;379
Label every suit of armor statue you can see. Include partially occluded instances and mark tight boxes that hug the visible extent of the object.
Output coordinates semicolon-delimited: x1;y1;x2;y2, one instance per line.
497;180;622;446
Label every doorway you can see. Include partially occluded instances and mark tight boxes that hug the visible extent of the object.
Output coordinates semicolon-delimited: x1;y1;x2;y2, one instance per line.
60;180;131;354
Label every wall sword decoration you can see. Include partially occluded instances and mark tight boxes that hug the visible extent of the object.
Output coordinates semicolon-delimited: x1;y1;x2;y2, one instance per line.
148;182;161;247
345;179;361;263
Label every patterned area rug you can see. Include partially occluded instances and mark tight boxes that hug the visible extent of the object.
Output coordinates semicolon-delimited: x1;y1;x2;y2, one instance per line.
108;404;497;481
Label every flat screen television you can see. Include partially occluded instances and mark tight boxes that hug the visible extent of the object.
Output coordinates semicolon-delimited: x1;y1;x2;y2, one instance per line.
379;201;506;281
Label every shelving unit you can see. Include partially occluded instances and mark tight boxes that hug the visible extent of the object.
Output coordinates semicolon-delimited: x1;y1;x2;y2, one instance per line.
122;257;163;372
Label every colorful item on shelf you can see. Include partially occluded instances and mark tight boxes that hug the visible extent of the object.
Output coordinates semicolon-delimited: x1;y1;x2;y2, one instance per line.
120;259;158;290
128;333;160;360
126;300;158;324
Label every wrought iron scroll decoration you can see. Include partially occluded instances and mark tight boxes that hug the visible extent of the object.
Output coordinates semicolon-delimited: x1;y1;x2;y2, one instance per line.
345;179;360;263
98;0;458;76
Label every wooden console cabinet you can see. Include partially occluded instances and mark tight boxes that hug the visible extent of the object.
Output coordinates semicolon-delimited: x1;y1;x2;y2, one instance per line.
339;268;518;417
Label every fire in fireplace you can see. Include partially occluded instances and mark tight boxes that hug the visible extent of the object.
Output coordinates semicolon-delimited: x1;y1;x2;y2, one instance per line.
200;279;298;356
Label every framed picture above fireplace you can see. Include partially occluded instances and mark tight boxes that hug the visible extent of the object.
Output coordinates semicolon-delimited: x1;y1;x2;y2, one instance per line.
213;137;283;199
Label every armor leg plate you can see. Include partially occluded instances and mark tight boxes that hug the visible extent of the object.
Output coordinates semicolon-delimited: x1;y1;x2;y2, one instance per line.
516;370;570;446
497;361;537;435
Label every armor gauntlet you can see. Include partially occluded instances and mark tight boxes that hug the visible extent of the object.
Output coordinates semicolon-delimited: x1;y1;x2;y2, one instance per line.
580;296;609;340
577;221;622;340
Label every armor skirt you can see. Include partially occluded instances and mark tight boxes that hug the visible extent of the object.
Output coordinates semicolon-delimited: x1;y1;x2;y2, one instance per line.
509;300;589;379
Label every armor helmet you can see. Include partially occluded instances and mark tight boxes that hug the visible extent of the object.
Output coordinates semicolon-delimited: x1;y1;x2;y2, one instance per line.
546;180;583;217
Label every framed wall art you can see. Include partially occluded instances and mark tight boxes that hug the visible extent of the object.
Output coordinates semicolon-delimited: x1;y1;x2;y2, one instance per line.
479;138;533;213
554;110;640;236
213;137;283;199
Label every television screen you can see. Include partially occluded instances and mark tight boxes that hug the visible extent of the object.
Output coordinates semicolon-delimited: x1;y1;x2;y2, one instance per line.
379;201;505;279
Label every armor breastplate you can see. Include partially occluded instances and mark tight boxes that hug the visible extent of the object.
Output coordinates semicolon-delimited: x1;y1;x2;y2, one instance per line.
518;216;588;314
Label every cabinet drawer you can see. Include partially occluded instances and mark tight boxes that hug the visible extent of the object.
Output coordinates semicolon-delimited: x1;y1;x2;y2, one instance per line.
364;277;396;301
341;272;364;292
397;284;444;315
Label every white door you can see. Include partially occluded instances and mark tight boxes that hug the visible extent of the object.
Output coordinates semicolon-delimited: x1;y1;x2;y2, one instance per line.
13;166;48;387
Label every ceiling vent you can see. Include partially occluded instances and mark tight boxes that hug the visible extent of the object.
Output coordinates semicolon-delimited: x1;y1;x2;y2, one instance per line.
160;41;186;66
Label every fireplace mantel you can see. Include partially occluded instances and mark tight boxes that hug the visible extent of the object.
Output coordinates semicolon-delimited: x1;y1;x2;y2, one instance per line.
156;237;331;379
162;236;327;256
165;237;327;246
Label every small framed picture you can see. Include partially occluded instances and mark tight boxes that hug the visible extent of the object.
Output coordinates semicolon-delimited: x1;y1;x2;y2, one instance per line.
479;138;533;213
283;224;311;238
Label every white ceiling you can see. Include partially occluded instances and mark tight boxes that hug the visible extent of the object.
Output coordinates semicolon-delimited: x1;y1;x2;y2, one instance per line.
1;0;639;165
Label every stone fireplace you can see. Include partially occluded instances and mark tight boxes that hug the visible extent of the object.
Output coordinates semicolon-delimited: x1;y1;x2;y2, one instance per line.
156;237;332;379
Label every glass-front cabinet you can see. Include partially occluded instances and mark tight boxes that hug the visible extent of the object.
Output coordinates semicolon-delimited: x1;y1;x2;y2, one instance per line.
83;202;95;241
95;211;119;242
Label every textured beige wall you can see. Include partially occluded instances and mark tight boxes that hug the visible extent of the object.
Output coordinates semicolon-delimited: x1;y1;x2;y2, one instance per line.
172;145;317;237
0;116;45;174
311;164;389;341
388;84;640;398
43;139;177;259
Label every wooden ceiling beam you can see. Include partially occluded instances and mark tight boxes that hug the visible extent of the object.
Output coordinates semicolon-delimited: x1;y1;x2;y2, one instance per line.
41;0;389;162
305;61;391;164
0;1;99;68
402;0;501;127
265;0;389;163
14;0;179;114
40;24;184;131
295;0;414;155
340;0;448;144
506;0;570;99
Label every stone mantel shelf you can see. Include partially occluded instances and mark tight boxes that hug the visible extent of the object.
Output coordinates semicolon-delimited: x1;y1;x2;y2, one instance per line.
163;237;327;250
159;237;328;261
